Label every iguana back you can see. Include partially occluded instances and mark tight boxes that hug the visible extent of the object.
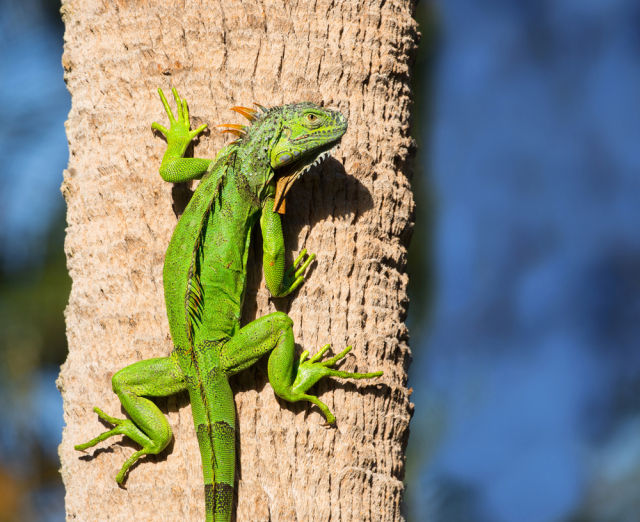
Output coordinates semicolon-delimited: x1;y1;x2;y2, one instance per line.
163;150;261;352
163;149;265;519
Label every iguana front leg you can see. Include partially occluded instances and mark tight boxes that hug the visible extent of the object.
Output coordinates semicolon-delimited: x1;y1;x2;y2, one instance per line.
260;196;316;297
151;87;211;183
250;196;381;421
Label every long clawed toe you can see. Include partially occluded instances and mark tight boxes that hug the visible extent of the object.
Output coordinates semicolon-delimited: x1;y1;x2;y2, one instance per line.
319;345;352;367
302;344;383;379
74;408;124;451
74;407;155;484
307;343;331;363
93;406;126;425
302;343;348;367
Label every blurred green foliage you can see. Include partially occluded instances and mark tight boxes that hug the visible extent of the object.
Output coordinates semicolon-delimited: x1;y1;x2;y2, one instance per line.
0;208;69;521
406;2;438;340
1;212;69;372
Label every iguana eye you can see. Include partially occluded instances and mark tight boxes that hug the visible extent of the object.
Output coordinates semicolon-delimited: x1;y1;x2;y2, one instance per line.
306;113;319;124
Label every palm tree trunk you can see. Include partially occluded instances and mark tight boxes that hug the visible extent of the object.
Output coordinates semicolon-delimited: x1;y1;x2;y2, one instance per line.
59;1;417;519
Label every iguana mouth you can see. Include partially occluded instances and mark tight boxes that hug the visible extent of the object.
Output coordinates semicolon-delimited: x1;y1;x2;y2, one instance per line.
273;141;339;214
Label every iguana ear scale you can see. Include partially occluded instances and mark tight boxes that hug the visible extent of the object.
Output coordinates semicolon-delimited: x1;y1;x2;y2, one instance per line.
230;106;258;121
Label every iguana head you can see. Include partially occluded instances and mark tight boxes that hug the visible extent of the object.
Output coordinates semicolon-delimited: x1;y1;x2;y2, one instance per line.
222;102;348;213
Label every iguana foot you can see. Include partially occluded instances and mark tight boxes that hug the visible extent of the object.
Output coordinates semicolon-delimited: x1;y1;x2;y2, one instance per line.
273;248;316;297
74;407;165;484
291;345;383;425
151;87;207;153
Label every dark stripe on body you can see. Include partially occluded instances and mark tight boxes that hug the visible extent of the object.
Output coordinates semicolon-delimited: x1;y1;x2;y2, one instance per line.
212;420;235;439
214;482;234;516
211;420;235;474
197;423;211;440
204;483;215;515
196;422;216;468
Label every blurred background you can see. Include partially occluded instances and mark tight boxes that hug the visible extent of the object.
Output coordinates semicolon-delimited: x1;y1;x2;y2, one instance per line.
0;1;69;521
1;0;640;520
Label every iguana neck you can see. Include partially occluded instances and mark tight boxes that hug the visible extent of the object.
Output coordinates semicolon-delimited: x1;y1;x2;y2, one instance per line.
233;146;275;204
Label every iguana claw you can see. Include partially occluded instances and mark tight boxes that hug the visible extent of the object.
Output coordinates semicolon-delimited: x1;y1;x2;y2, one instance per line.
290;344;383;425
151;87;207;150
74;406;168;484
279;249;316;295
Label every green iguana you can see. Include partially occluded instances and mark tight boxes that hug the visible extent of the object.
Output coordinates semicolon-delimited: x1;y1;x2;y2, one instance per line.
75;88;383;522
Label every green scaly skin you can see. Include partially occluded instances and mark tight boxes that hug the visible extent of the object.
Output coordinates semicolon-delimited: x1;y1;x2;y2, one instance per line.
75;88;383;522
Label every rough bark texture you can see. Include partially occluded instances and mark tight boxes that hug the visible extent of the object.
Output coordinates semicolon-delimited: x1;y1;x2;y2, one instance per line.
58;1;417;520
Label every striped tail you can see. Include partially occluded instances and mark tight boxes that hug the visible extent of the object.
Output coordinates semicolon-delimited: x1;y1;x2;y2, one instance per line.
190;366;236;522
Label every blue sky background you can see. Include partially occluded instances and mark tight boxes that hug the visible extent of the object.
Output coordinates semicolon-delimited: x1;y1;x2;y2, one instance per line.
407;1;640;521
2;1;640;521
0;2;69;270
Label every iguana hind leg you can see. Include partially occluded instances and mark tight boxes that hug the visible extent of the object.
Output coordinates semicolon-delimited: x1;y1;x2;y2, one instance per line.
75;353;186;483
220;311;382;425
